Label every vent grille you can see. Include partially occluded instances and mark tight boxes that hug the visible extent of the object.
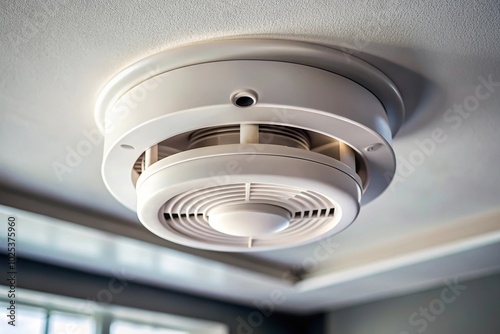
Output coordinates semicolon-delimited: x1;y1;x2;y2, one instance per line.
159;183;337;247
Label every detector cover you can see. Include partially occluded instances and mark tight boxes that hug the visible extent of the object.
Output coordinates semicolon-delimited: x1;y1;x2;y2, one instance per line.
95;39;404;251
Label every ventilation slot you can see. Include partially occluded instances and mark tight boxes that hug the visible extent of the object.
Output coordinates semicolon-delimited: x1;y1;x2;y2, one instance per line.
164;213;204;220
164;208;335;222
188;125;311;150
132;124;363;182
293;208;334;219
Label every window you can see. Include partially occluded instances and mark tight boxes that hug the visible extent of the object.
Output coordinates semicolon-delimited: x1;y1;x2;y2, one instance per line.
0;287;227;334
111;320;188;334
0;303;46;334
0;303;95;334
48;311;95;334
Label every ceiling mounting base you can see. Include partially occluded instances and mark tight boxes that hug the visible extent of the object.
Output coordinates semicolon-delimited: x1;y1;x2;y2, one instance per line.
95;39;404;252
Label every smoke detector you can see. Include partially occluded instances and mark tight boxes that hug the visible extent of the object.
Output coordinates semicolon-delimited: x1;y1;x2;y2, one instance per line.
95;39;404;252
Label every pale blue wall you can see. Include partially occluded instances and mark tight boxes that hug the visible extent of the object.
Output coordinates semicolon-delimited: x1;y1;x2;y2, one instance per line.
326;273;500;334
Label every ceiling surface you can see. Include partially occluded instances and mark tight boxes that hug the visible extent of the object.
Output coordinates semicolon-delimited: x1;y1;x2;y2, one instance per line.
1;0;500;313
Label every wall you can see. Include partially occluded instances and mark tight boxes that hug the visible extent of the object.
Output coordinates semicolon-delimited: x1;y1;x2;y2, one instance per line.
326;272;500;334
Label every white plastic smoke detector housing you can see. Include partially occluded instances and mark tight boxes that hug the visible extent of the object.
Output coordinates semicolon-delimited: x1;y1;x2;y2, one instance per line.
95;39;404;252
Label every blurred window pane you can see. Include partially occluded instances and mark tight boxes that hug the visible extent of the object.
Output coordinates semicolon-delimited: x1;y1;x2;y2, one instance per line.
0;303;46;334
111;320;188;334
48;311;95;334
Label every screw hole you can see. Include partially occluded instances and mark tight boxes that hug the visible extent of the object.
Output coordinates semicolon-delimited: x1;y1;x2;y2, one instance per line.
364;143;383;152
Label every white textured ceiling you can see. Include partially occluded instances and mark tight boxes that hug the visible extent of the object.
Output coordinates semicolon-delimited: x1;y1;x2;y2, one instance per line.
1;0;500;311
